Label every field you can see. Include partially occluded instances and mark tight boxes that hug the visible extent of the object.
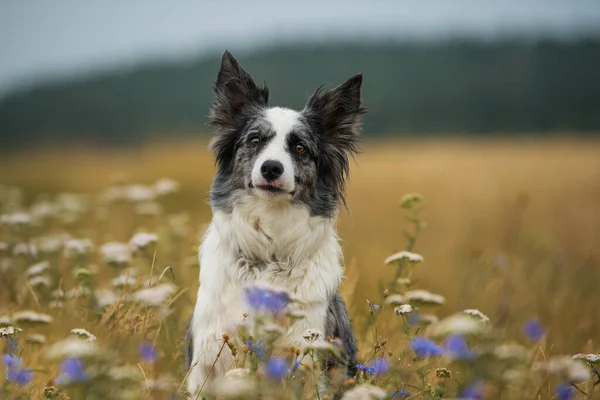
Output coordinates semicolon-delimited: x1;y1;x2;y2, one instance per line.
1;137;599;399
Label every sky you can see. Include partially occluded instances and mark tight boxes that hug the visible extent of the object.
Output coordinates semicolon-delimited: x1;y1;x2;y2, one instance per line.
1;0;600;95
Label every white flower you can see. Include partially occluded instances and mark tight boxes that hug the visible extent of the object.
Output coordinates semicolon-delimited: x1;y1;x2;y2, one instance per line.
26;261;50;277
64;238;94;256
303;328;323;342
29;275;52;288
1;212;32;226
394;304;413;315
0;326;22;338
209;375;257;398
573;353;600;366
131;283;177;306
100;242;132;265
224;368;250;379
403;290;446;306
45;337;100;360
13;310;53;324
463;309;490;323
36;234;69;253
384;294;405;306
12;242;38;258
153;178;180;196
129;232;158;251
55;193;88;214
26;333;46;344
384;251;424;265
107;365;143;382
418;314;440;325
534;356;591;382
0;315;11;326
427;313;487;337
111;274;137;287
493;344;530;362
71;328;97;342
30;201;57;222
125;185;155;202
95;289;119;308
341;384;387;400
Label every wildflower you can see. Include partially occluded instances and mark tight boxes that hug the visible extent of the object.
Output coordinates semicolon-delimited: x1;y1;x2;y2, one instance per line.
25;334;46;344
131;283;177;306
26;261;50;277
6;367;33;386
125;184;155;202
356;363;376;374
0;315;11;326
555;382;574;400
366;299;380;312
428;313;487;337
463;309;490;324
129;232;158;251
100;242;132;265
341;384;387;399
411;337;444;358
111;274;137;287
399;192;423;209
64;238;93;256
245;339;266;357
572;353;600;366
368;357;389;375
523;318;545;342
3;353;22;367
0;326;23;338
444;335;476;360
384;251;424;265
460;380;484;399
264;357;289;380
139;341;158;363
390;389;409;398
12;310;53;325
70;329;96;342
534;356;591;382
45;337;99;360
436;368;452;379
0;212;32;227
394;304;413;315
154;178;180;196
302;328;322;342
12;242;38;258
29;275;52;288
107;365;143;382
493;344;530;363
56;357;87;384
244;283;291;315
95;289;119;308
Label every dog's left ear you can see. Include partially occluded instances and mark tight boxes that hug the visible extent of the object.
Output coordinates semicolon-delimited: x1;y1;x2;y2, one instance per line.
305;73;366;153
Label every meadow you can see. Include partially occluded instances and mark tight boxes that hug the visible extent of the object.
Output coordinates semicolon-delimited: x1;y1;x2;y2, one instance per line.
0;137;599;399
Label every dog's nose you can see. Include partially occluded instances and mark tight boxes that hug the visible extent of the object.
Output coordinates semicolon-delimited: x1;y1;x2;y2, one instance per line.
260;160;284;182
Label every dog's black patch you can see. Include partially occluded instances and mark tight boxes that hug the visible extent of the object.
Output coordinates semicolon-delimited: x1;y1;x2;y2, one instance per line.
325;292;358;377
184;317;194;371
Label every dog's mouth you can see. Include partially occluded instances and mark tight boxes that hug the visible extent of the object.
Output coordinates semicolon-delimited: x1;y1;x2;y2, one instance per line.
249;182;295;196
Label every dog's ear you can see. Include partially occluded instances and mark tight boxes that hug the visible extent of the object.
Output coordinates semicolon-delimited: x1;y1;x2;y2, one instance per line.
305;73;366;153
209;51;269;130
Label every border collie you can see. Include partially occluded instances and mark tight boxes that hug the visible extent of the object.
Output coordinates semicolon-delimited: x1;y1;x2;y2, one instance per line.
185;51;366;395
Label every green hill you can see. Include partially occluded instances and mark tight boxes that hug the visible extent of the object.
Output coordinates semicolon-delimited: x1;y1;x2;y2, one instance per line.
1;40;600;149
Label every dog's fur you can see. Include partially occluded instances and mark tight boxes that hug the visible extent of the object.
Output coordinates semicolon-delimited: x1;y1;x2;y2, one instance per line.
185;51;366;395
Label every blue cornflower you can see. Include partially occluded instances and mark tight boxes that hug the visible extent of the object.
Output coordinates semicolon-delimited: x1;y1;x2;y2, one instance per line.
245;339;266;358
3;353;22;368
291;359;300;373
244;286;291;315
390;389;409;398
523;318;545;342
56;357;87;384
356;363;376;374
264;357;289;380
460;380;484;399
366;299;380;312
555;382;574;400
411;336;444;358
138;340;158;363
6;367;33;386
445;335;476;360
368;357;389;375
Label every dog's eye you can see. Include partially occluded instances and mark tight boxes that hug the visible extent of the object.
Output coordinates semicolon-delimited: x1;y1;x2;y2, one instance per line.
295;144;305;153
249;136;260;146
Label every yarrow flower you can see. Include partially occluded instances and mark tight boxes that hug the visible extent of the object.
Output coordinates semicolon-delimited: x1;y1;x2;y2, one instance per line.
264;357;289;380
244;284;291;315
411;336;444;358
523;318;545;342
56;357;87;384
139;341;158;363
555;382;574;400
245;339;266;358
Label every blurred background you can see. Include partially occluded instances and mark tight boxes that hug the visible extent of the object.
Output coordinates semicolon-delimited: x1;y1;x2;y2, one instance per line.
1;0;599;359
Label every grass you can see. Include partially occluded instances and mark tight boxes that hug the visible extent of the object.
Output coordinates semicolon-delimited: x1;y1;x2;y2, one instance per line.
0;137;599;399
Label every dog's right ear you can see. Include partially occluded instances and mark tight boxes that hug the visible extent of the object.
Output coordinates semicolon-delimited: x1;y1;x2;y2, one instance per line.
209;51;269;130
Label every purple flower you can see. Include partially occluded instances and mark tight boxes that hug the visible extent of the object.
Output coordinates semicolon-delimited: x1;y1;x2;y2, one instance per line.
445;335;476;360
368;357;389;375
523;318;545;342
265;357;289;380
138;341;158;363
56;357;86;384
556;382;574;400
3;353;22;368
6;367;33;386
356;363;376;374
245;339;266;358
460;380;484;399
390;389;409;398
244;286;291;315
411;336;444;358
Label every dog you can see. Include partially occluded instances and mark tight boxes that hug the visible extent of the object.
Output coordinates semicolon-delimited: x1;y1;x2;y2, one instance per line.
185;50;366;396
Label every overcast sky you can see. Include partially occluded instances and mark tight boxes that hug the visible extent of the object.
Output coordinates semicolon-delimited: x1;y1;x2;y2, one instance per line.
1;0;600;95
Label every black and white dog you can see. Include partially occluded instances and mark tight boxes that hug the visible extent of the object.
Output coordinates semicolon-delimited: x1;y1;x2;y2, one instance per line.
186;51;365;395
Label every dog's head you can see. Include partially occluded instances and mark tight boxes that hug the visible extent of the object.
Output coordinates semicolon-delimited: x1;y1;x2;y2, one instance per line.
208;51;366;217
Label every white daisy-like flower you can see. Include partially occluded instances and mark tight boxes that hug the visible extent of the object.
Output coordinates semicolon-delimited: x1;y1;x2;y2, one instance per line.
0;326;22;338
13;310;53;324
427;313;487;337
129;232;158;251
384;251;424;265
26;333;47;344
45;337;100;360
534;356;591;382
0;315;11;326
153;178;180;197
12;242;38;258
26;261;50;277
394;304;413;315
463;309;491;323
403;290;446;306
111;274;137;288
125;184;155;202
341;384;387;400
64;238;94;256
95;289;119;308
131;283;177;306
302;328;323;342
71;328;97;342
493;344;531;362
29;275;52;288
1;212;32;226
100;242;132;265
573;353;600;366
